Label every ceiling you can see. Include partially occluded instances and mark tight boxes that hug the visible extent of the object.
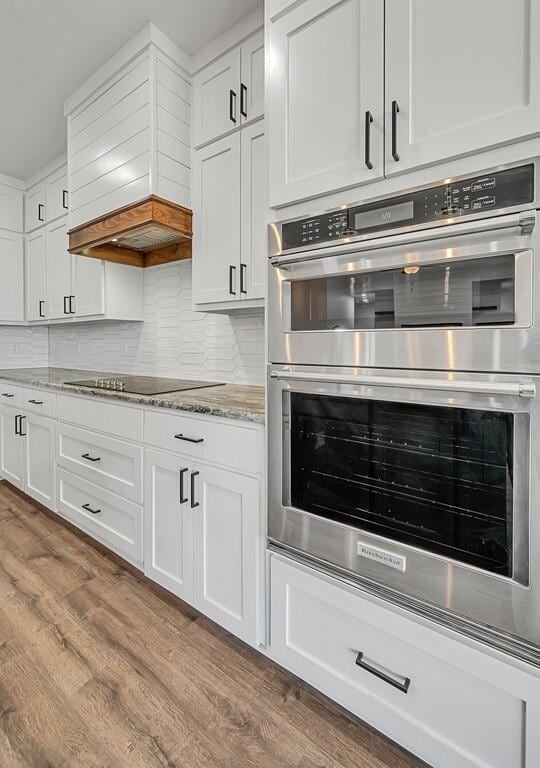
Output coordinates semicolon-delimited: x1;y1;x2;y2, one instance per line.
0;0;261;180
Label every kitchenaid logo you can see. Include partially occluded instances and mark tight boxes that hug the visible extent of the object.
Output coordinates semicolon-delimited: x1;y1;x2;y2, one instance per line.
357;542;407;572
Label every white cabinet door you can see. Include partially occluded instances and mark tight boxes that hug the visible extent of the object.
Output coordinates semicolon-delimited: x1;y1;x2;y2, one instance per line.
268;0;384;207
240;122;266;300
0;184;23;232
25;230;47;322
24;183;46;232
74;256;105;317
192;48;241;148
240;30;264;125
0;230;24;323
193;133;241;305
385;0;540;175
25;413;55;509
45;166;69;222
144;449;194;603
46;219;74;320
0;407;24;490
193;465;259;644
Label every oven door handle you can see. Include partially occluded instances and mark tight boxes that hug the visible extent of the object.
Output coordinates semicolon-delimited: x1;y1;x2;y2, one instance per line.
270;210;536;268
270;370;536;398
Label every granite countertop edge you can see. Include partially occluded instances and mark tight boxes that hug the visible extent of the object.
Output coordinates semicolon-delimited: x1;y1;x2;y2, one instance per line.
0;369;266;425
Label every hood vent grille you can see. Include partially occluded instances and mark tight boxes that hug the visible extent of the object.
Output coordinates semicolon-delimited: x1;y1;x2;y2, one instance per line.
68;196;192;267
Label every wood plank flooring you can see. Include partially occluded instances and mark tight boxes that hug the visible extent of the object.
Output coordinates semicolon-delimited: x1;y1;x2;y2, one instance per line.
0;480;427;768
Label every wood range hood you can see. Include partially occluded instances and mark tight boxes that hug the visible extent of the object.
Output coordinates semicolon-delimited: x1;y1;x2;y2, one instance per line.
68;196;192;267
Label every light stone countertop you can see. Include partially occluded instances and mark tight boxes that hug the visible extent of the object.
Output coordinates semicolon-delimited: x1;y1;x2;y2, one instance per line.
0;368;265;424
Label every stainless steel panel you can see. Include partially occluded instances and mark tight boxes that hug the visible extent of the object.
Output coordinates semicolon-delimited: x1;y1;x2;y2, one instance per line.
267;365;539;648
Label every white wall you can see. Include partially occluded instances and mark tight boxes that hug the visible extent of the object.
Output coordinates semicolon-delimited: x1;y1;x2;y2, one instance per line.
0;326;48;368
48;260;265;385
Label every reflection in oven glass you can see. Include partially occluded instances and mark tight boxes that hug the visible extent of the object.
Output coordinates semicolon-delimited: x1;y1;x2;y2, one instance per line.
290;393;513;576
290;254;515;330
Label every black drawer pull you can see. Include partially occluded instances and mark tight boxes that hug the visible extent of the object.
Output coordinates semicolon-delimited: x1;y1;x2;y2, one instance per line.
229;89;237;124
240;83;248;118
174;433;204;444
365;110;374;170
391;100;400;162
2;393;15;398
69;295;75;314
355;652;410;694
81;453;101;463
190;470;200;508
82;503;101;515
14;414;21;435
229;264;237;296
39;300;45;318
179;467;189;504
38;203;44;222
63;296;70;315
62;189;68;210
28;399;43;405
240;263;247;295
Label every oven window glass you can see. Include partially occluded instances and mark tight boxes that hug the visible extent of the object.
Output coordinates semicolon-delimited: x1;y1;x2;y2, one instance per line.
290;254;515;330
290;393;513;576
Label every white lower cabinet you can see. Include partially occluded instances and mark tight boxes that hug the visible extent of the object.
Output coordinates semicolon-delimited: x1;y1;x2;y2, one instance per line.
270;554;540;768
144;447;261;644
0;406;24;489
144;449;195;602
24;413;55;508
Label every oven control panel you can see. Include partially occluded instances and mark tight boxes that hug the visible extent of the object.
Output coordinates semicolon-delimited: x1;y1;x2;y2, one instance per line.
280;163;534;251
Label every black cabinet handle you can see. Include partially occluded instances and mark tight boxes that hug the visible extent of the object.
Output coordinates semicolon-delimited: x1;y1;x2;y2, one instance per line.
82;503;101;515
28;399;43;405
69;295;75;314
240;263;247;295
62;190;68;210
14;414;20;435
174;433;204;444
355;652;410;694
190;471;200;508
18;415;26;437
38;203;44;222
229;89;237;124
391;100;400;162
240;83;248;118
2;393;14;398
39;300;45;318
179;467;189;504
63;296;70;315
365;110;374;170
229;265;237;296
81;453;101;462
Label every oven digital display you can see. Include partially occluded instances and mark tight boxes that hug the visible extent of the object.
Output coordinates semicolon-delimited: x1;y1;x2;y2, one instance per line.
354;201;414;230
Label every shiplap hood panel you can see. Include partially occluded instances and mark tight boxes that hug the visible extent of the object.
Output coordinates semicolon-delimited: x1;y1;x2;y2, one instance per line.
64;24;193;266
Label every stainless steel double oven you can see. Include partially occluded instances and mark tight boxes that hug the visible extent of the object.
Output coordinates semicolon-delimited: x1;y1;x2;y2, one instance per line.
267;159;540;663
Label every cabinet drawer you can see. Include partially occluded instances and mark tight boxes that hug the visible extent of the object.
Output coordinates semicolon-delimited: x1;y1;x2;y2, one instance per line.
0;383;23;407
57;394;143;441
271;556;530;768
56;468;142;566
144;410;260;474
23;388;57;417
57;423;143;503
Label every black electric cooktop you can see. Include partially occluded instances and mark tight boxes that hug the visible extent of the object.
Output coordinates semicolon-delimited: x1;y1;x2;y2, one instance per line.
65;376;225;396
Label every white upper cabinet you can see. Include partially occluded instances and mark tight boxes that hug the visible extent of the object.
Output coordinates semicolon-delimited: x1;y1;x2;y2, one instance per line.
193;48;242;148
45;165;69;222
385;0;540;175
240;121;266;300
267;0;384;207
240;30;264;126
74;256;105;318
25;230;47;322
0;180;23;232
46;219;74;320
24;183;46;232
192;30;264;148
0;230;24;324
193;133;242;305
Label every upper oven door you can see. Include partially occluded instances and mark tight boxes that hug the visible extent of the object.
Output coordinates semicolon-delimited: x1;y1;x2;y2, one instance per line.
268;211;539;373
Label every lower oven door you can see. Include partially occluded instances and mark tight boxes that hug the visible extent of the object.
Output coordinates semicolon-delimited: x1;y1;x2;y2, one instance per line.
268;365;539;651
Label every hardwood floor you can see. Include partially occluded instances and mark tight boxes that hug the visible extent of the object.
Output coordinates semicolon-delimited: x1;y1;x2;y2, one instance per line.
0;481;427;768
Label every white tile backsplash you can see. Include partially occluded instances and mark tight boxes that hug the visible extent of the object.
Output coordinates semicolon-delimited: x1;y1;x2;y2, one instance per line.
0;326;48;368
48;261;265;384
